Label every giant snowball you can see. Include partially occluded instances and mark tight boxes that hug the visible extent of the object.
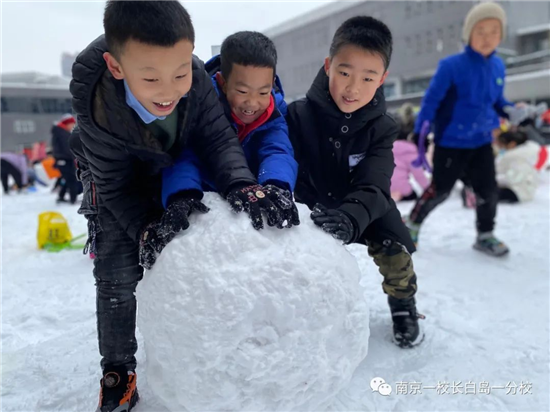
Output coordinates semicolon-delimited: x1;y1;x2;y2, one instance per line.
137;193;369;411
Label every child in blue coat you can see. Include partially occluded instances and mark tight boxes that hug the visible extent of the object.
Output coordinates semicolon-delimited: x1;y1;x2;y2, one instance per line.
408;2;523;257
163;31;299;228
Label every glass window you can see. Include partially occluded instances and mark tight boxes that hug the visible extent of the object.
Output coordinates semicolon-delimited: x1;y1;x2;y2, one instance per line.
384;83;396;98
1;97;40;113
403;77;432;95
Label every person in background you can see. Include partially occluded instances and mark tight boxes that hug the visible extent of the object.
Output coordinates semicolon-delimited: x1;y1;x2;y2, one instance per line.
495;130;541;203
51;114;81;204
391;103;430;201
406;2;526;257
1;152;28;194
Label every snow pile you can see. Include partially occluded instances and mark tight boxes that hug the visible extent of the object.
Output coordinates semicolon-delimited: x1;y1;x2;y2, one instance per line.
137;193;369;412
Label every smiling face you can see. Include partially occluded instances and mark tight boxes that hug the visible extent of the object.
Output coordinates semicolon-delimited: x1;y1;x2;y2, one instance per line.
324;44;388;114
469;18;502;57
103;38;194;116
218;64;274;125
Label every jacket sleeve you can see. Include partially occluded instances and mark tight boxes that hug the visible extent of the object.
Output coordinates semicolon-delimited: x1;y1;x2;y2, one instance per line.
161;149;203;208
191;70;256;195
414;59;454;133
73;125;159;242
256;117;298;191
338;120;398;238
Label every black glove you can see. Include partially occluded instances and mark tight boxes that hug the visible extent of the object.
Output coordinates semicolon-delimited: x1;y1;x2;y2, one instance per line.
160;190;209;243
310;203;357;244
138;221;168;270
263;184;300;228
226;184;285;230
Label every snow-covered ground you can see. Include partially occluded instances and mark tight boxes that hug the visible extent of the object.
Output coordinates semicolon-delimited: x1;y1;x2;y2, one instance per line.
2;172;549;412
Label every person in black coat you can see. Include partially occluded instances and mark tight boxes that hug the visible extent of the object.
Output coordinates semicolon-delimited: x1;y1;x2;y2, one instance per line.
287;16;424;349
51;114;81;203
70;2;289;411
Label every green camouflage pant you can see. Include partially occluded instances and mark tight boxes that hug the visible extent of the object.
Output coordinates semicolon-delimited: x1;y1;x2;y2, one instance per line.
367;240;417;299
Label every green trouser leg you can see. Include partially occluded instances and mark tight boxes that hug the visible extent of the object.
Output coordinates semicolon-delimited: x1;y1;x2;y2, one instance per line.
367;240;417;300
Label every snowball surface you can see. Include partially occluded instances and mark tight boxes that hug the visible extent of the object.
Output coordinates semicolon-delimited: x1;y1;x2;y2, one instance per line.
137;193;369;411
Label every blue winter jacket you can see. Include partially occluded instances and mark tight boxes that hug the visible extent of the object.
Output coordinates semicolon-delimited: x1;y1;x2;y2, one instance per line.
414;46;512;149
162;55;298;207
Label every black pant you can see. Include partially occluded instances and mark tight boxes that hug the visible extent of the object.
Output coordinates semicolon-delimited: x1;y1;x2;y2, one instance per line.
56;160;81;203
1;159;23;194
94;205;143;370
362;203;416;254
410;144;498;233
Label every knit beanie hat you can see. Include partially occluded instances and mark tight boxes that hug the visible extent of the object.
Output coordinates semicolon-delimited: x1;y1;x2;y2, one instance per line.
56;113;76;128
462;2;507;44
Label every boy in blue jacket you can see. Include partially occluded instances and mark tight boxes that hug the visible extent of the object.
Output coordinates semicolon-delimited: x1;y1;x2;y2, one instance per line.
408;2;522;257
163;31;300;228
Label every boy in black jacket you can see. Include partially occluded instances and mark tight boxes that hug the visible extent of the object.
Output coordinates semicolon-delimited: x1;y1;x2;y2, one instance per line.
70;2;289;411
287;16;424;349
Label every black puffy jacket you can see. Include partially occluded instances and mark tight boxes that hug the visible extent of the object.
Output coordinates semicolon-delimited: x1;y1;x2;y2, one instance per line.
286;67;398;239
69;35;256;242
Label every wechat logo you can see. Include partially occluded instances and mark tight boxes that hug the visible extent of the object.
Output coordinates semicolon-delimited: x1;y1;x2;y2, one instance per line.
371;377;392;396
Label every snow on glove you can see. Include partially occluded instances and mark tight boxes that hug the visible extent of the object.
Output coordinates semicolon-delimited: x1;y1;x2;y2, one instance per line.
310;203;357;244
263;184;301;228
226;184;283;230
160;191;209;243
138;221;168;270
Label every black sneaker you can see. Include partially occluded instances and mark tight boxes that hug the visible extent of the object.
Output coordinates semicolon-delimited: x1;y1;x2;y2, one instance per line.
388;296;425;348
97;365;139;412
473;233;509;257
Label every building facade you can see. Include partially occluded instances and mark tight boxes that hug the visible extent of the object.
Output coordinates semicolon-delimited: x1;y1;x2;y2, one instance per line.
265;1;550;110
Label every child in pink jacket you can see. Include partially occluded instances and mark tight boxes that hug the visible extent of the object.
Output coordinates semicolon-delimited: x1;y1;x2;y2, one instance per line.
391;137;430;201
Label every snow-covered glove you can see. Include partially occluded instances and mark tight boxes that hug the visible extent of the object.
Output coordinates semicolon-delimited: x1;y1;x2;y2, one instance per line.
161;190;209;242
310;203;358;244
138;221;168;270
263;184;300;228
226;184;284;230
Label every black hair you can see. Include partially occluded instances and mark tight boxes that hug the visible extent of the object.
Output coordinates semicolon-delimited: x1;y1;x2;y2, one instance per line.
498;130;528;146
220;31;277;79
103;0;195;58
329;16;393;71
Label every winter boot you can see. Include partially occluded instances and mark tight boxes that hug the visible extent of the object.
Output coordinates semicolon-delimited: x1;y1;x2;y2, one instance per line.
473;232;509;257
97;365;139;412
388;296;425;348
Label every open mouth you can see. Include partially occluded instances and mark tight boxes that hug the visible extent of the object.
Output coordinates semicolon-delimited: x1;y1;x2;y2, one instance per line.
153;100;176;111
240;109;257;117
342;97;358;105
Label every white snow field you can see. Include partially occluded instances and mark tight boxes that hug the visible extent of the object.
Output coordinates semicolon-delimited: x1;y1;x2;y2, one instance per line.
1;172;549;412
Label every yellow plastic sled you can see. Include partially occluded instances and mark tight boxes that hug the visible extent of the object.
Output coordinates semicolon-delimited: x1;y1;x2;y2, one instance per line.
37;212;85;252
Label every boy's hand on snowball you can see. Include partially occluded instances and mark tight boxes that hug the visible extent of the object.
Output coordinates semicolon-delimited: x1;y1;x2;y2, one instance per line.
226;184;284;230
311;203;356;244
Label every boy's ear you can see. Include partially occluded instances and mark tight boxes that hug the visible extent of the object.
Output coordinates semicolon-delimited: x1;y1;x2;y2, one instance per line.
103;52;124;80
378;71;389;88
215;72;227;94
324;57;331;76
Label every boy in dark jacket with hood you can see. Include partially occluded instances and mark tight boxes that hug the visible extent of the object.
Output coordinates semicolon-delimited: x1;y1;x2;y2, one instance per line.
162;31;300;227
69;3;289;411
287;16;423;349
408;2;521;257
